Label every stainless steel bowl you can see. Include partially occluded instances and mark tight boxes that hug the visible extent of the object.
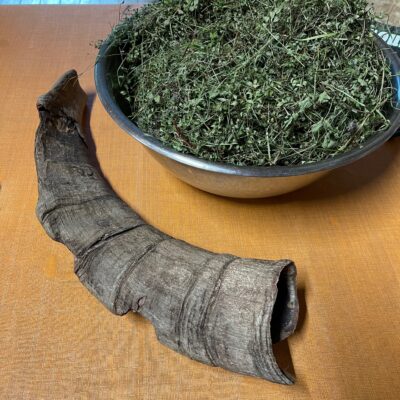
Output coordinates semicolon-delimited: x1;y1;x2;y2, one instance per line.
95;38;400;198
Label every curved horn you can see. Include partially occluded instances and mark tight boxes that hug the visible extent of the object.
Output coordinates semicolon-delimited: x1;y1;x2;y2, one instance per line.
34;70;299;384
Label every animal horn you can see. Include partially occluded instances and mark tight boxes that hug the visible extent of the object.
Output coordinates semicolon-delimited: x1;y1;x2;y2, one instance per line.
35;70;299;384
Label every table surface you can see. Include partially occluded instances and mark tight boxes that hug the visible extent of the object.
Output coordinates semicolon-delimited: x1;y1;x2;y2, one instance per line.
1;6;400;400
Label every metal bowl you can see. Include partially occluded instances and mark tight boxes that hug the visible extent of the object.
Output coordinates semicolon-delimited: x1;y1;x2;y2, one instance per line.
95;38;400;198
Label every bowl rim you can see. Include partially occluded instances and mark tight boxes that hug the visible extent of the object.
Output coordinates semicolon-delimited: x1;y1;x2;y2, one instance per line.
95;35;400;178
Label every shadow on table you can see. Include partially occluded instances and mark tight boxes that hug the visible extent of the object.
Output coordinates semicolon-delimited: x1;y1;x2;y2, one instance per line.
223;137;400;206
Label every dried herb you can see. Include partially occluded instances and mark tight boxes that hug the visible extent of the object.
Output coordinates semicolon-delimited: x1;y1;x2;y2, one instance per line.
102;0;394;166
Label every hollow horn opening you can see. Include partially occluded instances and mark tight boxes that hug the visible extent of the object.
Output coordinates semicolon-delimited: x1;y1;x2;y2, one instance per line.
270;263;299;343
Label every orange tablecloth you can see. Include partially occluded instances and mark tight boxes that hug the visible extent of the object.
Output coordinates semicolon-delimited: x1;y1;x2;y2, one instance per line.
0;6;399;399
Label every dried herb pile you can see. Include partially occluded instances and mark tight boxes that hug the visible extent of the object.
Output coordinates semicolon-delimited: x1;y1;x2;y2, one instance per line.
105;0;394;166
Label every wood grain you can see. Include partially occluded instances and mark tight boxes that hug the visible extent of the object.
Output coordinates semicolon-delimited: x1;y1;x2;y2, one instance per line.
0;5;400;400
